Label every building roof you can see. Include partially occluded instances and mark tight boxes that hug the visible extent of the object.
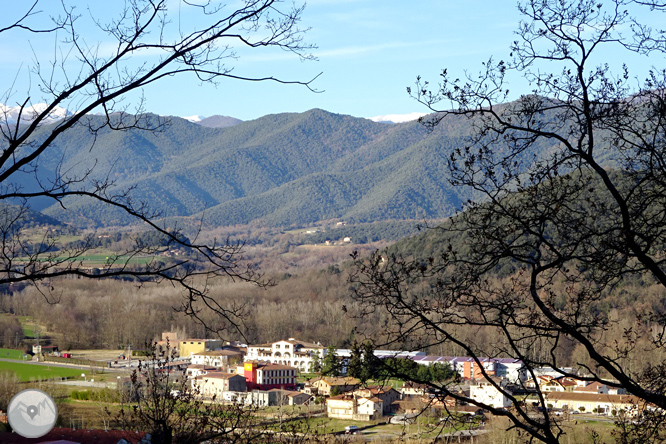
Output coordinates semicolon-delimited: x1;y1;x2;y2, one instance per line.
187;364;217;370
313;376;361;386
202;371;242;379
573;381;608;392
470;376;503;385
179;338;221;343
355;385;398;395
249;338;325;350
402;381;429;390
544;391;642;405
267;389;305;397
327;394;383;404
248;342;274;348
194;349;243;356
253;362;297;371
327;394;355;401
281;338;325;349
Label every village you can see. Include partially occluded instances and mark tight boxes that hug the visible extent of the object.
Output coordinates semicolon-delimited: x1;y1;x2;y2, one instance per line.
123;332;647;424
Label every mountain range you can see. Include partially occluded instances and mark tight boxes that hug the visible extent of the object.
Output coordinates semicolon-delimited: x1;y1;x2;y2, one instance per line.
0;102;71;126
14;106;554;229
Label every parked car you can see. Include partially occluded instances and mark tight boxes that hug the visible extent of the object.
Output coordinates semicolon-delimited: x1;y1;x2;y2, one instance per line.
345;426;359;434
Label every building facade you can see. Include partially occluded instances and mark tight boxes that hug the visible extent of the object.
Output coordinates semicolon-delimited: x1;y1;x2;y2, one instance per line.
326;394;383;421
469;378;513;408
191;349;244;370
245;338;326;372
352;386;400;414
543;392;643;416
243;361;297;391
178;339;223;358
310;376;360;396
192;372;247;398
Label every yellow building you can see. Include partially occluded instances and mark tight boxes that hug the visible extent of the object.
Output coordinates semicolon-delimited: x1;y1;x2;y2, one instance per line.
543;392;643;416
178;339;223;357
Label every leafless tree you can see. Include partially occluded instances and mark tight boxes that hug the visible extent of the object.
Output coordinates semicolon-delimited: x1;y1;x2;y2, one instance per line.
114;342;267;444
352;1;666;442
0;0;317;338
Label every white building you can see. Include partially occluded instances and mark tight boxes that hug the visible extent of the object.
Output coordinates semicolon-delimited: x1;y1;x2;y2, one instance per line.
326;394;383;421
410;356;526;383
191;372;247;399
245;338;326;372
469;378;513;409
494;358;527;382
191;349;244;370
186;364;216;379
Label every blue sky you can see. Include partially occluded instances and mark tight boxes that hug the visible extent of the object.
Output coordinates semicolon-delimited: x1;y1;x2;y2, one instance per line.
180;0;526;120
0;1;661;121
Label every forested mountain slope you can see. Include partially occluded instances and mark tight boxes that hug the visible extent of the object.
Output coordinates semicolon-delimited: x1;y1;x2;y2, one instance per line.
17;107;562;228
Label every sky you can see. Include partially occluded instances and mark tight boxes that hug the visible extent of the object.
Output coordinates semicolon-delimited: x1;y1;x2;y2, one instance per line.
0;1;661;122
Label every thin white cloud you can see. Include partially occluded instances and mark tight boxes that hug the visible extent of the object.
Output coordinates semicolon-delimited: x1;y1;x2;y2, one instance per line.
315;39;450;59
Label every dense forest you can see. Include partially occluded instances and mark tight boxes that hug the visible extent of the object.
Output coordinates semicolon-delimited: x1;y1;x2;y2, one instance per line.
15;108;515;229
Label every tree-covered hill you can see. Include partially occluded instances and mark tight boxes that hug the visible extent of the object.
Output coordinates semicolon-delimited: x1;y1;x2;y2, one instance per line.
14;106;563;229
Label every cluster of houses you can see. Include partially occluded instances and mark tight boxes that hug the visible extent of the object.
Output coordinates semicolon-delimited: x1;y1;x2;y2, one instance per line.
158;332;644;421
452;373;643;418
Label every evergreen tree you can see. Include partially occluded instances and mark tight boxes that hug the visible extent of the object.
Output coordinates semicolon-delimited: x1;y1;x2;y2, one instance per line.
359;341;378;383
346;341;363;379
321;345;341;376
309;351;322;373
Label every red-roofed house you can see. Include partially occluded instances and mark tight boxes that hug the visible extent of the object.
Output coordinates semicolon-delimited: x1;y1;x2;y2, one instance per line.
352;386;400;414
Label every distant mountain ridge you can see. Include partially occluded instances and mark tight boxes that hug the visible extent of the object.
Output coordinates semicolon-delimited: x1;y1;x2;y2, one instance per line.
369;112;427;124
0;102;71;125
16;106;559;229
184;114;243;128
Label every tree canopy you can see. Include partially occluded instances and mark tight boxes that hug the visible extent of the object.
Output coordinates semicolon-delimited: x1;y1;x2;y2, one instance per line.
353;1;666;443
0;0;315;338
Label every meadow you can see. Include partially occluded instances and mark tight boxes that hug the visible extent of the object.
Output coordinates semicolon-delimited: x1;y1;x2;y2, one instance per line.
0;361;87;382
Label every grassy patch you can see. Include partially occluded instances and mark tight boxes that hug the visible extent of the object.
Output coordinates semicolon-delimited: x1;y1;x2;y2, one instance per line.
0;361;87;382
0;348;28;360
21;324;37;338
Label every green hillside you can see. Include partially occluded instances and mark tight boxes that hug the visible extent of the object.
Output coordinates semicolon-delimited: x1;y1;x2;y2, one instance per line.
10;106;564;229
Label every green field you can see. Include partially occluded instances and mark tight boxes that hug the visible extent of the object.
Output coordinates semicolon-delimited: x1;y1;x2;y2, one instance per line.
0;361;87;382
59;253;155;264
16;254;155;266
0;348;27;360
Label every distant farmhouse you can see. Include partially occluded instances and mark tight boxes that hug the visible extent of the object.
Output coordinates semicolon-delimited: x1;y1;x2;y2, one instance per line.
306;376;360;396
326;386;400;421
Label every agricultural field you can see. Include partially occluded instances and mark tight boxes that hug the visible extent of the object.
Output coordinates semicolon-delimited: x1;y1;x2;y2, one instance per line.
0;361;88;382
0;348;28;360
